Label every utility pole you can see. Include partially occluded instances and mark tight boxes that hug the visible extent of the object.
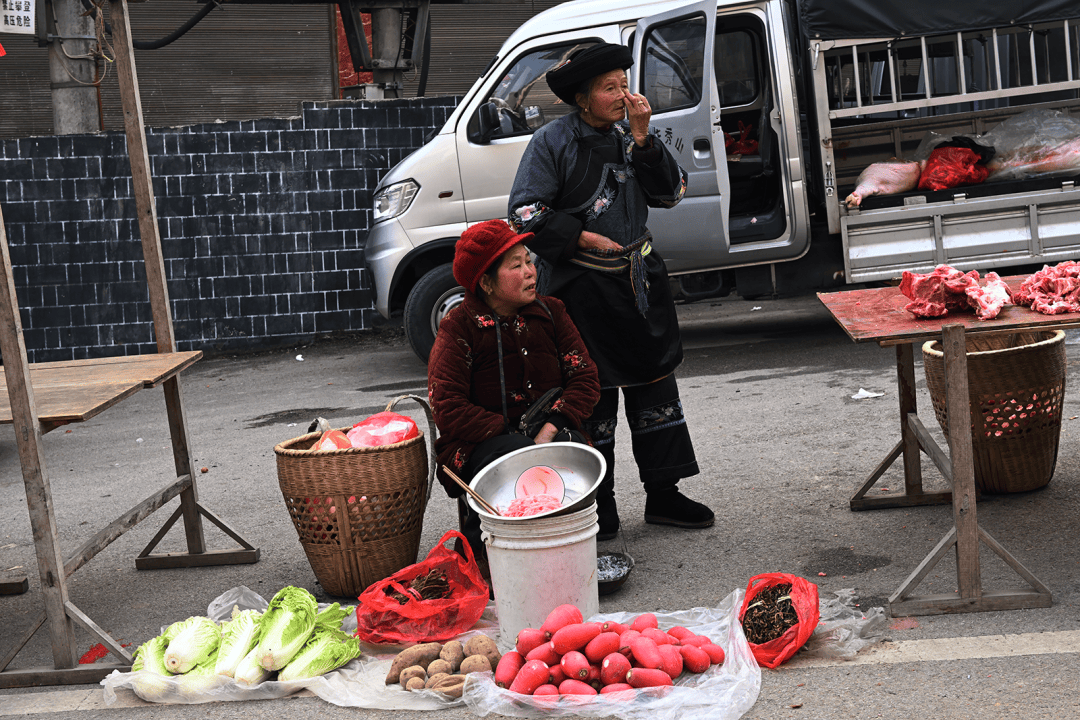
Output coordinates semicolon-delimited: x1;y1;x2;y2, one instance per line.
370;6;402;98
48;0;99;134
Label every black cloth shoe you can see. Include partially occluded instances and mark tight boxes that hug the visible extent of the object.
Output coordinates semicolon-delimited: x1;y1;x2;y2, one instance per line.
597;496;620;541
643;489;714;529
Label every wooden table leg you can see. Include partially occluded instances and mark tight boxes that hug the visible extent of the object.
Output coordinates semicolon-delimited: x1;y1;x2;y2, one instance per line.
889;324;1052;615
943;324;981;599
850;342;952;510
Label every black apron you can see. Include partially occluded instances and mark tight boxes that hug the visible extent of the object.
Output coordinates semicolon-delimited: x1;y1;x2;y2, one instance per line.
544;130;683;388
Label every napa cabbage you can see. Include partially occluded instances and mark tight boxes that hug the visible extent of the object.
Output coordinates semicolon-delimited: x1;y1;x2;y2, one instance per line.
214;608;262;677
174;650;227;699
314;602;350;631
233;645;271;687
163;616;221;674
130;671;179;703
131;633;172;676
277;627;362;682
254;586;318;671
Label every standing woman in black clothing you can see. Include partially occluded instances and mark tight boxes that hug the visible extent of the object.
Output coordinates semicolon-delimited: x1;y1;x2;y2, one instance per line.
508;42;714;540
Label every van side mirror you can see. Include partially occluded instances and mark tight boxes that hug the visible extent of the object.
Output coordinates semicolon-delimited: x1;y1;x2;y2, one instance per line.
476;102;500;144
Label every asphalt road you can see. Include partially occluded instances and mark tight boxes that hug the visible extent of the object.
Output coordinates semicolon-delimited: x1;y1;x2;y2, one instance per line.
2;294;1080;719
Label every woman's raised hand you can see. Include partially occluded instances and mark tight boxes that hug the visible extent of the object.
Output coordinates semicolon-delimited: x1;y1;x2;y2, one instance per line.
623;89;651;146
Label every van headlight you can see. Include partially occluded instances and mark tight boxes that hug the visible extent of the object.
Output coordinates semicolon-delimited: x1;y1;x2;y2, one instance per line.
373;180;419;223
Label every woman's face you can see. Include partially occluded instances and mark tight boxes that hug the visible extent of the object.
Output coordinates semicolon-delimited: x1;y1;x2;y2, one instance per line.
480;243;537;314
579;69;630;127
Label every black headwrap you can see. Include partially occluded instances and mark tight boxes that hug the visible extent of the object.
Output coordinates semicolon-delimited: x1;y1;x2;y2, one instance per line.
545;43;634;106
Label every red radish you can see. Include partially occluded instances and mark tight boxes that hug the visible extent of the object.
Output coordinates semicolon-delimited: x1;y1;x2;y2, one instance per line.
548;664;567;686
509;660;550;695
516;627;547;656
657;644;684;679
558;678;597;695
586;663;601;689
618;629;641;655
600;652;631;686
701;643;726;665
525;642;561;666
515;465;565;500
533;684;559;697
629;613;659;632
681;635;710;647
584;632;620;663
600;682;634;694
666;626;695;641
679;644;710;674
551;622;602;654
602;620;628;635
626;667;673;688
641;627;673;646
560;650;590;680
541;604;584;639
494;650;525;688
629;637;663;669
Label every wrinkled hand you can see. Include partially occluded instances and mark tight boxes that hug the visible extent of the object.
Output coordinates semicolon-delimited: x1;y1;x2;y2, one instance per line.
577;230;622;252
533;422;559;444
623;89;651;146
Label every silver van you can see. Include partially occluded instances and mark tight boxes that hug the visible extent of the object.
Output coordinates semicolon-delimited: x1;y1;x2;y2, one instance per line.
366;0;1080;360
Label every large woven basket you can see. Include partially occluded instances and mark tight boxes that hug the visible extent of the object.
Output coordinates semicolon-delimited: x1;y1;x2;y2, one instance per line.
274;395;436;597
923;330;1066;493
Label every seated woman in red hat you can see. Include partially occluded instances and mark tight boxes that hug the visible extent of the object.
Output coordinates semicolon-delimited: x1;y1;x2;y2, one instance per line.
428;219;601;570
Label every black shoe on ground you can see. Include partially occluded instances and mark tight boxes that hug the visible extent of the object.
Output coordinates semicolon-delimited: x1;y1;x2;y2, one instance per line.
643;489;714;529
597;496;620;541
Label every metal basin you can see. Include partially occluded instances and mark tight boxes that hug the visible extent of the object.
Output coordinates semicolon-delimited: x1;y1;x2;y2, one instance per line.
467;442;606;521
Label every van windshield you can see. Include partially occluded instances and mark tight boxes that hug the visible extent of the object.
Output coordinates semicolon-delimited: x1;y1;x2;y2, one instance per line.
484;41;599;138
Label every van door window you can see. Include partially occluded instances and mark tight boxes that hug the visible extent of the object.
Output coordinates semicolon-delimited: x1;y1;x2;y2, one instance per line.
641;15;706;113
477;41;598;140
715;30;759;108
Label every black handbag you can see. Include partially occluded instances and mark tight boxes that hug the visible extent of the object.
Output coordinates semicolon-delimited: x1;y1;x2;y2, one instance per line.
516;386;563;438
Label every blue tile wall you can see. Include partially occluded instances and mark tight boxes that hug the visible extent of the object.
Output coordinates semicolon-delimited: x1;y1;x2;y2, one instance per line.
0;97;460;362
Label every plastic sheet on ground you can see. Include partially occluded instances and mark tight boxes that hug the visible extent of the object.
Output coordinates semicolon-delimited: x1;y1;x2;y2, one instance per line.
799;588;888;661
463;589;760;720
101;585;499;708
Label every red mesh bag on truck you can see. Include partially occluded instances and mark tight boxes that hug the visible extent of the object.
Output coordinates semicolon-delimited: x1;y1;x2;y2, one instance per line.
354;530;489;644
739;572;819;668
917;146;989;191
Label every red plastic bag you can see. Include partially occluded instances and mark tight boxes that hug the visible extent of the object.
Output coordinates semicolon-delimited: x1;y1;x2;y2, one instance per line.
347;411;420;447
739;573;819;668
354;530;489;644
917;146;989;191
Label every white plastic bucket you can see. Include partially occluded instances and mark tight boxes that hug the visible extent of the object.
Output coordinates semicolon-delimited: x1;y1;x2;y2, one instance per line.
480;502;599;643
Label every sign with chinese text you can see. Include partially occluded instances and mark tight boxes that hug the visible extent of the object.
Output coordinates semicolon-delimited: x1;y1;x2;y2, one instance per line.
1;0;35;36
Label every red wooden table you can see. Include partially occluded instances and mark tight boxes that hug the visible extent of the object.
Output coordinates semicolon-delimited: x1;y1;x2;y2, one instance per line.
818;277;1075;616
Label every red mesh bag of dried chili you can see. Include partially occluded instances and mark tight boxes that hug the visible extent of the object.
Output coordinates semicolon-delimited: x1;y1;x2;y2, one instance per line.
738;572;819;668
354;530;489;644
917;146;989;191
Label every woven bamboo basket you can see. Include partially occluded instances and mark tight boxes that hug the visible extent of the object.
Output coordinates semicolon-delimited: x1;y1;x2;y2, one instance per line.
922;330;1066;493
274;395;436;597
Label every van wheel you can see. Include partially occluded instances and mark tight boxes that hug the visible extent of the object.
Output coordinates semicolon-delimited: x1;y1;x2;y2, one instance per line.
404;263;465;363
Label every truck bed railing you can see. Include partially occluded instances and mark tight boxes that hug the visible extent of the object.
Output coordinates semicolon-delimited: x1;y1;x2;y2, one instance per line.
812;20;1080;120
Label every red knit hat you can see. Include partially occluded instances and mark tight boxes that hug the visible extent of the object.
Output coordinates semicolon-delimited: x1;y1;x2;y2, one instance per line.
453;220;534;293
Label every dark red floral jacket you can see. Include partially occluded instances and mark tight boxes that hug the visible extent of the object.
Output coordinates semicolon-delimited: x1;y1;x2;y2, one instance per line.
428;292;600;497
